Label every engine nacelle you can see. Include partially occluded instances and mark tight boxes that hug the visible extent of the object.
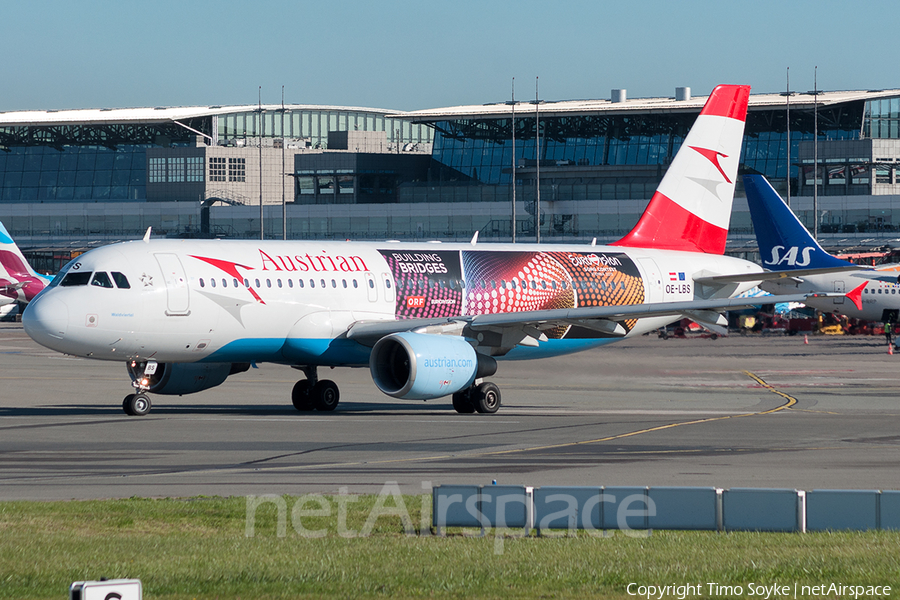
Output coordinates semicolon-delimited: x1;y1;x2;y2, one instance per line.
126;362;250;395
369;332;497;400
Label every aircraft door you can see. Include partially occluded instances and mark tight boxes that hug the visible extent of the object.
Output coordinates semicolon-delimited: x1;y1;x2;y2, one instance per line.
833;280;845;304
637;257;663;303
381;273;395;303
154;253;191;316
364;272;377;302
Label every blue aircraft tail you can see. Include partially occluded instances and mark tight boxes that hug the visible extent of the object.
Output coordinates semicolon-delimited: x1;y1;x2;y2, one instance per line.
744;174;854;271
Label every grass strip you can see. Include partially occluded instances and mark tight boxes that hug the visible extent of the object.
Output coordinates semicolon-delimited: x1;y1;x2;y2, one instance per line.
0;495;898;599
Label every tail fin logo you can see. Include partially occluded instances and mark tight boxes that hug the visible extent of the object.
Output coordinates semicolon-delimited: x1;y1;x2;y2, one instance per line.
764;245;815;268
688;146;732;184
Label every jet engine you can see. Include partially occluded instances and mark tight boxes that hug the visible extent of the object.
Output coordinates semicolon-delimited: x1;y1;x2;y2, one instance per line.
126;361;250;395
369;332;497;400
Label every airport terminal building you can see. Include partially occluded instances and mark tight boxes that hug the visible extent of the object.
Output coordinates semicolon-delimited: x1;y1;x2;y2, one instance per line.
3;86;900;265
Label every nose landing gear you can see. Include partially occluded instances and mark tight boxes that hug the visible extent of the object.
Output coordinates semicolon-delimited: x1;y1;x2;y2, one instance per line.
123;360;156;416
122;393;152;416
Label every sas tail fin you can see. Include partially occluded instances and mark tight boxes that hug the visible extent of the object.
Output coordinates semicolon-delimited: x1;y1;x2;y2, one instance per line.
613;84;750;254
743;174;855;271
0;221;48;303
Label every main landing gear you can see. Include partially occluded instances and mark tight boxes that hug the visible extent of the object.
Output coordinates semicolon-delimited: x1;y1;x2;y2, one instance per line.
451;381;501;414
291;366;340;412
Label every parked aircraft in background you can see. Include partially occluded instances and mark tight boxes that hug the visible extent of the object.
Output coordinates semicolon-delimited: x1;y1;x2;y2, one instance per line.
744;173;900;322
23;85;824;416
0;221;51;313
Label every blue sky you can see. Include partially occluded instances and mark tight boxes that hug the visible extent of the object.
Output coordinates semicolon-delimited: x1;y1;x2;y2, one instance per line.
1;0;895;112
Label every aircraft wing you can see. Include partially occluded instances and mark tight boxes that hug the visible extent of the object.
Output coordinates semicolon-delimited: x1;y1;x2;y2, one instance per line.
345;292;827;347
848;271;900;284
695;265;865;285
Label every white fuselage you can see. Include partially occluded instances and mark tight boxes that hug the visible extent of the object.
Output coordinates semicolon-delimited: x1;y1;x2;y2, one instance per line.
24;239;763;365
763;268;900;321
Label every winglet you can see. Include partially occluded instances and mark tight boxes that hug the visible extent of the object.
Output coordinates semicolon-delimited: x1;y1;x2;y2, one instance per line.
470;231;479;246
846;281;866;311
143;227;152;243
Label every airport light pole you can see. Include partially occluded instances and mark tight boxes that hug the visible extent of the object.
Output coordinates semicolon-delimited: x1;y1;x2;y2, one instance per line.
510;78;516;243
258;86;264;241
282;86;286;241
813;67;818;240
535;77;541;244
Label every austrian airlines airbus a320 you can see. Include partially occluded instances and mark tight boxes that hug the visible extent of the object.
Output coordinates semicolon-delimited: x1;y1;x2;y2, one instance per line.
23;85;821;416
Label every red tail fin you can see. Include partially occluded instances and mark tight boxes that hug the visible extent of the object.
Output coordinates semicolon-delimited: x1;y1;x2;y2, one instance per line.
613;85;750;254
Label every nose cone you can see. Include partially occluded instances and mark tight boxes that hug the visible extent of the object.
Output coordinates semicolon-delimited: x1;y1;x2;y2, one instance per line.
23;293;69;348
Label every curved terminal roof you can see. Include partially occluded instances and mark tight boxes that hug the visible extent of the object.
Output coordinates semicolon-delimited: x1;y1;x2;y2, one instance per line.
1;89;898;127
0;104;399;127
388;89;900;121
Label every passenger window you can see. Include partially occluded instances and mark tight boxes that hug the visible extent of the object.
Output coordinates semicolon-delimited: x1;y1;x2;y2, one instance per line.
210;278;216;288
310;279;315;288
90;272;114;288
266;279;272;288
368;279;375;289
331;279;336;288
110;272;131;289
322;279;327;288
288;279;293;288
244;278;250;287
342;279;347;288
353;279;358;288
199;278;205;288
298;279;304;288
277;279;283;288
60;271;93;287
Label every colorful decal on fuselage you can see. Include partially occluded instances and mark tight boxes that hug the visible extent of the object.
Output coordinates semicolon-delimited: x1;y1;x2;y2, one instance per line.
380;251;463;318
380;249;645;339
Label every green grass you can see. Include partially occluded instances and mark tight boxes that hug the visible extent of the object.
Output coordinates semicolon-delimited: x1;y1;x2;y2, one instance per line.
1;496;899;599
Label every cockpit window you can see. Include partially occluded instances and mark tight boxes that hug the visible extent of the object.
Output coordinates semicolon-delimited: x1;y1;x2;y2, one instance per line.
91;272;114;288
111;272;130;289
60;271;92;287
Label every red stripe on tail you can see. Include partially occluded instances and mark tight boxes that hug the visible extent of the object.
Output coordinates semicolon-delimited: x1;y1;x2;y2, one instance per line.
611;192;728;254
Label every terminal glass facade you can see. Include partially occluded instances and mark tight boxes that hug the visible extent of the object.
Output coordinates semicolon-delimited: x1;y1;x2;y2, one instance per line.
0;145;157;202
429;100;869;194
214;109;432;149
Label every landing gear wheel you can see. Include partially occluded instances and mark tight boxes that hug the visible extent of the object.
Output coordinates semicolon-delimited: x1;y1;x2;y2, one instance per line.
312;380;340;411
452;390;475;414
473;382;501;414
123;394;136;416
291;380;315;411
128;393;152;416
